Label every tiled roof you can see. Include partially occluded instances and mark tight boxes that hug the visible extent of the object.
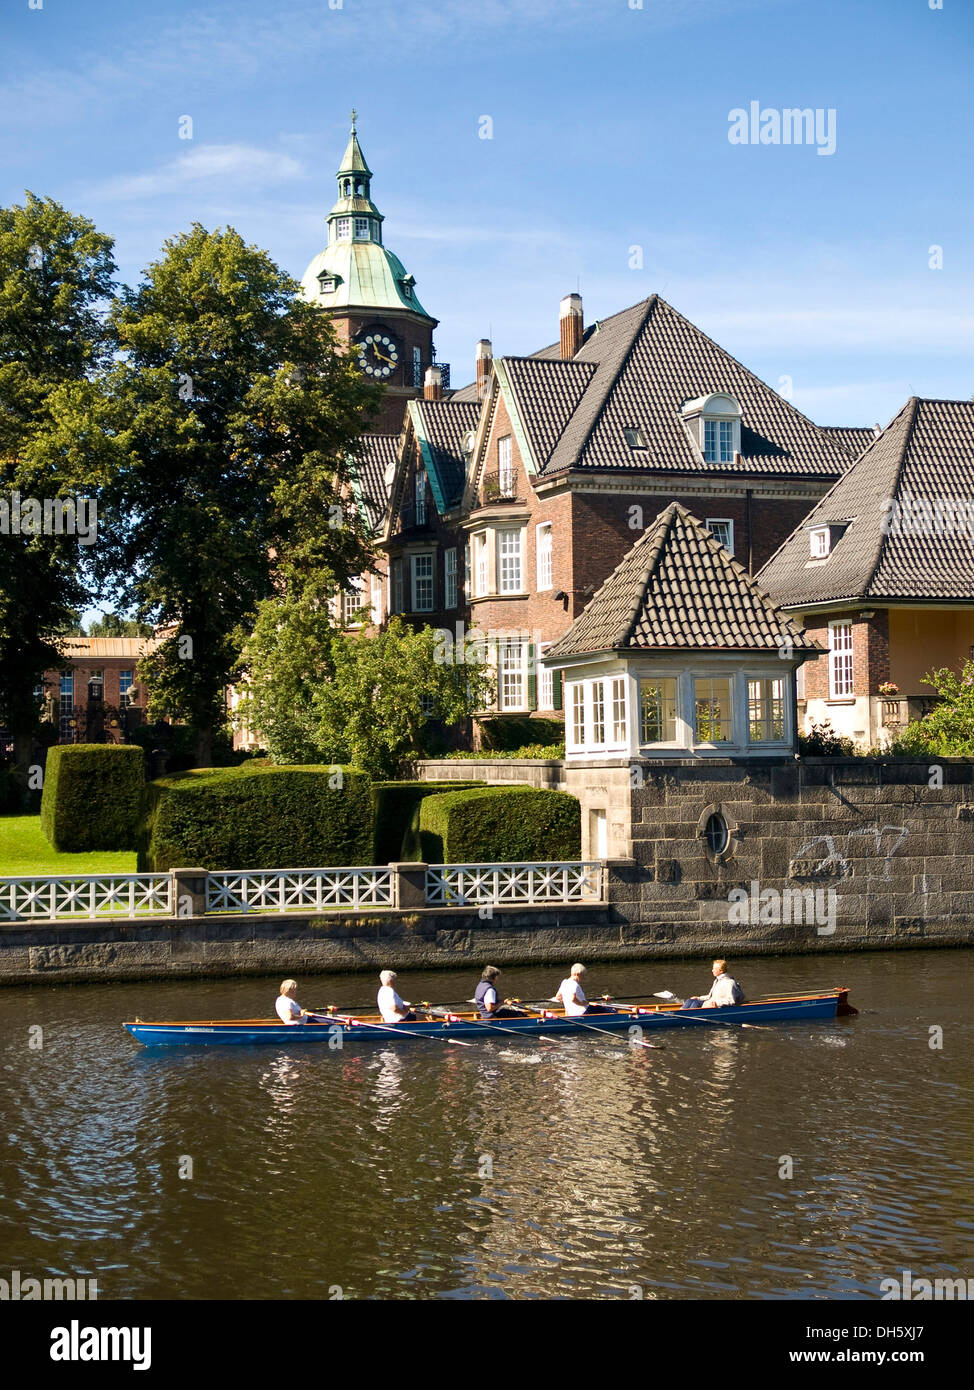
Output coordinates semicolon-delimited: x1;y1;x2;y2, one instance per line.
447;381;480;403
547;503;818;658
351;433;398;530
412;397;481;511
757;398;974;606
821;425;877;459
501;356;596;468
538;296;863;478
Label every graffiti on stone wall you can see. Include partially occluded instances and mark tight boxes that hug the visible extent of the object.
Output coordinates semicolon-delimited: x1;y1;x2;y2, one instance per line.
789;824;910;882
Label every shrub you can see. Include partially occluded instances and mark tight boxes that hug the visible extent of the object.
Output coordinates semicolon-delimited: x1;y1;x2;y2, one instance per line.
40;744;146;852
371;780;483;864
138;763;372;871
479;717;564;751
798;720;859;758
442;744;565;760
415;786;581;864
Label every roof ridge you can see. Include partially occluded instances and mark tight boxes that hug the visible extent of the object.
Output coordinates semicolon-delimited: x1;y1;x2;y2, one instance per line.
862;395;920;598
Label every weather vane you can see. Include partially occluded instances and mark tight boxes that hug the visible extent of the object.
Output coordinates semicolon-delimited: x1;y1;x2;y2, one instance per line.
350;108;357;132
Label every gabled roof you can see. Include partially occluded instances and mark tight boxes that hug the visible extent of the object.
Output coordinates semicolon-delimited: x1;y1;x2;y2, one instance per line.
411;397;480;512
351;433;398;531
757;398;974;607
499;357;597;471
547;503;818;659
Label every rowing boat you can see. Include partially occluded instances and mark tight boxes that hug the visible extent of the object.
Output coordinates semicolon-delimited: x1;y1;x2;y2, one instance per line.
122;987;857;1046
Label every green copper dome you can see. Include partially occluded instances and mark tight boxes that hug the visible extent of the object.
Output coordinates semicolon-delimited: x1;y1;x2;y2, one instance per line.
301;113;433;320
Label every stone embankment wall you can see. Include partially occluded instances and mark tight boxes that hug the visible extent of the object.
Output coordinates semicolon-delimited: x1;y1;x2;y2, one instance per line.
2;758;972;986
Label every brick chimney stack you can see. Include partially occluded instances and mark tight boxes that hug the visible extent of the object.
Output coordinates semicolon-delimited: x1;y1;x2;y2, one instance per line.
423;365;444;401
560;293;583;358
475;339;492;402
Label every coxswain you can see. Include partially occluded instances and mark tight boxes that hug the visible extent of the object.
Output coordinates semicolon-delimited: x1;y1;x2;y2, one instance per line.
377;969;417;1023
474;965;523;1020
684;959;746;1009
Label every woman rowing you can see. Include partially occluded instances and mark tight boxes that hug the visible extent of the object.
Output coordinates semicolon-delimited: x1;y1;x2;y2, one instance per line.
275;979;324;1025
552;963;612;1016
474;966;524;1020
377;969;417;1023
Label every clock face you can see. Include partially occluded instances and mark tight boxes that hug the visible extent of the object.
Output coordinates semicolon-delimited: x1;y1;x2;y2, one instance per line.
355;328;400;380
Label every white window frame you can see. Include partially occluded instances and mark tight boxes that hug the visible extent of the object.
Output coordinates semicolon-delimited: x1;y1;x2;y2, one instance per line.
498;435;514;494
536;521;553;591
693;676;733;745
499;637;526;711
810;526;830;558
703;416;737;462
639;676;680;747
538;642;554;711
706;518;734;553
410;552;434;613
444;548;457;610
747;677;786;743
610;677;627;745
370;573;383;625
473;530;489;597
498;527;524;594
828;621;854;698
334;217;351;241
569;683;586;748
353;217;371;241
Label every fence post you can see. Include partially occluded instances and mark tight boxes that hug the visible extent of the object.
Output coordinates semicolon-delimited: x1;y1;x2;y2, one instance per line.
170;867;209;919
390;862;429;910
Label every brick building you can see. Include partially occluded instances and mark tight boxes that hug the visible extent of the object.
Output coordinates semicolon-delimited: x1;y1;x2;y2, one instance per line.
38;636;157;743
759;397;974;748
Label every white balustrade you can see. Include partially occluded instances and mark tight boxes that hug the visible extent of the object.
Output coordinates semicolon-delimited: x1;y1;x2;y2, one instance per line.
206;867;396;914
425;861;603;907
0;874;174;922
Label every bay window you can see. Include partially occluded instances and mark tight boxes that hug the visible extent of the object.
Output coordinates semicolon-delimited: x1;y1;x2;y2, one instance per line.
748;678;785;741
640;679;677;744
694;678;732;743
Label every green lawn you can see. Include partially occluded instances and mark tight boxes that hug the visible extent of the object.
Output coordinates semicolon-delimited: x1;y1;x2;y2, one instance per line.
0;817;137;877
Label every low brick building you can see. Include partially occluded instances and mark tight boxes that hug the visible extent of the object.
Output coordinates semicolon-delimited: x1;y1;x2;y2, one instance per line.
39;636;157;743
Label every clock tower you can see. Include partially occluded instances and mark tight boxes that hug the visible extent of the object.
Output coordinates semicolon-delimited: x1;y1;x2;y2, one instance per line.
301;113;439;434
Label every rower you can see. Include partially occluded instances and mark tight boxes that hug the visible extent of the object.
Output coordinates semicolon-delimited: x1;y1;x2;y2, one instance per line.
474;966;522;1020
377;970;417;1023
552;963;611;1016
275;978;315;1025
683;959;746;1010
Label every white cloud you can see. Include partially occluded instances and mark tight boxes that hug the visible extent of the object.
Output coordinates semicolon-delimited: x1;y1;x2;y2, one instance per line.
87;145;305;202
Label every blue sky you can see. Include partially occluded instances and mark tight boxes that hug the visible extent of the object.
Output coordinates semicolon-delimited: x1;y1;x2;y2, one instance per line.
2;0;972;431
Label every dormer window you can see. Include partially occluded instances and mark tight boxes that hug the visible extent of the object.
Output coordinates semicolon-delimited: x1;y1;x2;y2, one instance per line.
810;527;830;558
624;427;647;449
318;275;337;294
681;393;743;463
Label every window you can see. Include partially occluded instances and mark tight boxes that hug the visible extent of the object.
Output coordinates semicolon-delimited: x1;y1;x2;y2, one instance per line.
592;681;606;743
341;582;364;627
639;679;677;744
694;678;732;743
353;217;371;240
413;346;422;389
88;669;104;702
570;684;586;746
538;642;554;710
390;557;403;614
498;435;514;494
410;553;434;612
499;638;525;710
415;468;427;525
624;427;646;449
705;812;729;855
370;573;383;625
473;531;489;597
536;522;553;590
810;527;830;558
829;622;854;698
611;678;627;744
119;670;134;707
419;693;435;717
444;549;457;609
703;419;735;463
464;541;471;601
318;276;337;294
59;672;74;740
498;529;523;593
706;519;734;553
748;678;785;742
334;217;351;240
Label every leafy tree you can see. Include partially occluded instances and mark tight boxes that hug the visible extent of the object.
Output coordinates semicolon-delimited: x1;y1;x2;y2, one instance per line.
0;194;116;769
86;611;153;637
92;223;381;764
234;586;337;764
891;661;974;756
311;619;493;777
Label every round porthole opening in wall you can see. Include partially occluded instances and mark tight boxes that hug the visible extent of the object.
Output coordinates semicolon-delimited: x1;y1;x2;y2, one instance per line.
704;811;729;856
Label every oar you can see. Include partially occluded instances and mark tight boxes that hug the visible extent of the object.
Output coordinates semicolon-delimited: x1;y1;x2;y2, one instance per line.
514;1001;665;1051
326;1011;475;1047
426;1004;568;1047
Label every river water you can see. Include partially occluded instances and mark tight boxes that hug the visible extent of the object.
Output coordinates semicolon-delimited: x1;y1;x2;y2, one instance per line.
1;949;971;1301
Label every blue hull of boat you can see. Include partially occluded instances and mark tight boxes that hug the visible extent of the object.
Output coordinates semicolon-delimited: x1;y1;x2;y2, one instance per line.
123;991;851;1046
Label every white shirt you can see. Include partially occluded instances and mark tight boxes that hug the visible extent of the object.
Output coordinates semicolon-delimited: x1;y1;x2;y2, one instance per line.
481;985;498;1011
377;985;407;1023
707;973;740;1008
276;995;304;1024
557;977;587;1016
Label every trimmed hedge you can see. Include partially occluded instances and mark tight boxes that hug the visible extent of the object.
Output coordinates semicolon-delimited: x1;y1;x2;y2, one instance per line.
40;744;146;852
138;763;372;871
415;786;581;864
372;780;483;864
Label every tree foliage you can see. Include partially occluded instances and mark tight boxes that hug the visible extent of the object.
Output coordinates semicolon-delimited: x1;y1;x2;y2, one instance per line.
891;661;974;756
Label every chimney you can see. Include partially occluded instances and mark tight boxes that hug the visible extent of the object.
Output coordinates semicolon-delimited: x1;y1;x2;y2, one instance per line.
423;365;444;401
475;339;492;402
560;293;583;358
